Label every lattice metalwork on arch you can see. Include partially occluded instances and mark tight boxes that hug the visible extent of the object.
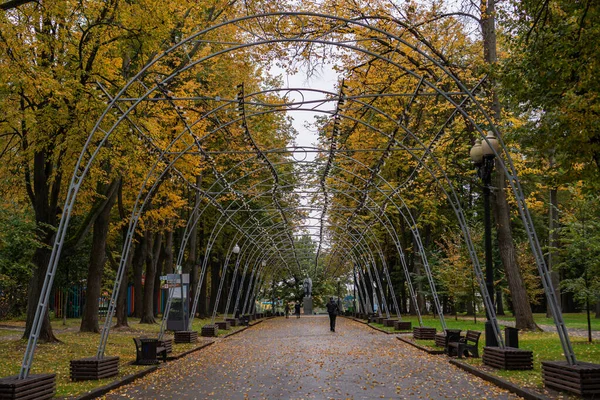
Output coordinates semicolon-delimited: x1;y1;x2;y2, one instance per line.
18;11;576;381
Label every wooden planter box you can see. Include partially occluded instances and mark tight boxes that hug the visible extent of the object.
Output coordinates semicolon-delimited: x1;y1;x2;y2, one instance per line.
174;330;198;343
226;318;239;327
434;333;447;348
413;327;436;340
215;321;231;330
159;339;173;354
201;324;218;337
383;319;397;327
483;347;533;370
70;356;119;381
394;321;412;331
0;374;55;400
542;361;600;396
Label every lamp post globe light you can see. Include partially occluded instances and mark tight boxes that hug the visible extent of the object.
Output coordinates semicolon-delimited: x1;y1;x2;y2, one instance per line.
470;131;500;347
232;243;240;254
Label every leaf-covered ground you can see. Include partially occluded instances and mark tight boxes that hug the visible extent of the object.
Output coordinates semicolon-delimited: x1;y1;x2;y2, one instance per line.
104;316;518;399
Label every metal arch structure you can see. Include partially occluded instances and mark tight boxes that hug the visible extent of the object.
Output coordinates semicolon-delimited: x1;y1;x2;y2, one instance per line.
17;11;578;379
159;154;436;330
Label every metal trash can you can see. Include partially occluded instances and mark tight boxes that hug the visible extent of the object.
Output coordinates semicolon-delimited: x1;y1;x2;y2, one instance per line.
505;327;519;348
485;321;499;347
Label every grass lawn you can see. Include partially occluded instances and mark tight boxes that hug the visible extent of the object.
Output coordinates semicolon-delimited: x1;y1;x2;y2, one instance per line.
369;314;505;332
389;315;600;396
0;316;247;398
453;312;600;331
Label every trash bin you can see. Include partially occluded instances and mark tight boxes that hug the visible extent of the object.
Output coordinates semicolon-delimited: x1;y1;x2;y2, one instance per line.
485;321;499;347
505;327;519;348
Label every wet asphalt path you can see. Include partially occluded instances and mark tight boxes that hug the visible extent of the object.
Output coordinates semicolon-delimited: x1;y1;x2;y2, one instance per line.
104;316;519;399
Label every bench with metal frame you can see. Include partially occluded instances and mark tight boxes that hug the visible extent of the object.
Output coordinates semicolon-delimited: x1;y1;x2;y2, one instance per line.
133;338;167;365
448;330;481;358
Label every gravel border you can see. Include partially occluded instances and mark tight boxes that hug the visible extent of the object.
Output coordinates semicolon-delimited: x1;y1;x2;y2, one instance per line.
449;359;551;400
396;336;445;354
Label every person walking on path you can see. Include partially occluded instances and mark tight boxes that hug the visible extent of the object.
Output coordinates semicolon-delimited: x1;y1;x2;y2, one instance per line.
326;297;339;332
294;302;301;318
285;303;290;319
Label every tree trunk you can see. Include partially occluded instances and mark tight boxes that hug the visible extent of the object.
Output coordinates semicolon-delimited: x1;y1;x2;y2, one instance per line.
496;288;505;315
140;230;162;324
115;182;130;328
547;186;561;317
80;178;119;333
23;149;61;343
164;230;174;274
482;0;537;330
153;232;167;317
189;175;202;303
210;257;220;315
132;237;145;318
198;270;208;318
115;260;130;328
23;246;58;342
595;300;600;319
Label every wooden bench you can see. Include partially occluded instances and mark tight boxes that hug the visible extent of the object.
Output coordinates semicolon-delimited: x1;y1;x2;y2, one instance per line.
434;329;462;352
448;330;481;358
133;338;167;365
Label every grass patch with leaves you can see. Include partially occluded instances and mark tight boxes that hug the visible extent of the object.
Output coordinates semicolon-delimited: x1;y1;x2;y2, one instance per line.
0;316;232;398
391;315;600;394
462;332;600;391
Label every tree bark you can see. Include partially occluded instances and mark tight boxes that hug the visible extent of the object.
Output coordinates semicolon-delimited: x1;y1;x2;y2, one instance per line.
80;178;120;333
496;287;505;315
140;230;162;324
115;183;130;328
210;257;221;314
547;186;561;317
24;246;58;342
164;230;174;274
482;0;538;330
23;149;61;343
132;231;148;318
153;231;167;317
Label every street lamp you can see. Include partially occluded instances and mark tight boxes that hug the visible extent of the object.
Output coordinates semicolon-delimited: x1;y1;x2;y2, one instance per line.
232;243;240;254
470;131;500;347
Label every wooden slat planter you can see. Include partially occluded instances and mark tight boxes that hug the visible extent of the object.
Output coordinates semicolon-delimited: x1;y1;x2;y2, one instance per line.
434;333;446;348
542;361;600;396
215;321;231;330
383;319;397;327
226;318;239;327
201;324;218;337
174;330;198;343
159;339;173;354
482;347;533;370
0;374;55;400
70;356;119;381
413;327;436;340
394;321;412;331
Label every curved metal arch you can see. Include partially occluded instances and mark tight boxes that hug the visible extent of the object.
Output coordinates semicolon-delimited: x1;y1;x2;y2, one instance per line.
163;146;477;333
215;208;400;321
178;164;427;325
21;12;574;379
172;157;425;318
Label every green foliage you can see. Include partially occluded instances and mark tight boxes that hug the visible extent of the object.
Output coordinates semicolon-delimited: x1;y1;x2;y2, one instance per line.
501;0;600;184
557;191;600;310
0;203;37;318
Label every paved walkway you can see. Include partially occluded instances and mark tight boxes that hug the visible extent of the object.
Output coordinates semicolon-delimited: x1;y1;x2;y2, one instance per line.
105;316;519;399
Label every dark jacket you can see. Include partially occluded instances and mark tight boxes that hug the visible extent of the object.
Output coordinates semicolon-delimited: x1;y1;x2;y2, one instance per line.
326;301;339;315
